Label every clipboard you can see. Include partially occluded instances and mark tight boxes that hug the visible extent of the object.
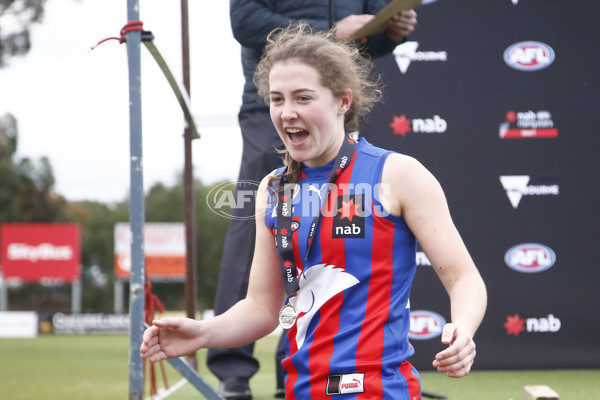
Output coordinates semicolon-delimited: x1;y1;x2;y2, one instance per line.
351;0;422;39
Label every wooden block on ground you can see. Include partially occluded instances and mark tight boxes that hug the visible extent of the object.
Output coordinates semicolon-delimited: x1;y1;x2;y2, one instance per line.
524;385;560;400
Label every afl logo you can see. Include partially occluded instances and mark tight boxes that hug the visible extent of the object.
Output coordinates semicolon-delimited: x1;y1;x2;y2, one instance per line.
504;41;555;71
505;243;556;273
408;310;446;340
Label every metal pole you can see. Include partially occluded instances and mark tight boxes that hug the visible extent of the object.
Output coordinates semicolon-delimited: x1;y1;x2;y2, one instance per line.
114;279;125;314
181;0;198;370
0;277;7;311
125;1;146;399
71;279;81;313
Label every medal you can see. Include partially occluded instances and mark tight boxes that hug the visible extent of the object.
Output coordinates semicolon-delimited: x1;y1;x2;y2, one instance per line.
279;303;298;329
274;136;357;331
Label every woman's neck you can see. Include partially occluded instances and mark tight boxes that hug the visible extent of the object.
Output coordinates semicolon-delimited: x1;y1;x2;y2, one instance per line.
303;132;346;168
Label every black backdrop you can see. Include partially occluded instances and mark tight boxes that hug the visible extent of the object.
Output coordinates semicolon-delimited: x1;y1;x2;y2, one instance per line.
360;0;600;370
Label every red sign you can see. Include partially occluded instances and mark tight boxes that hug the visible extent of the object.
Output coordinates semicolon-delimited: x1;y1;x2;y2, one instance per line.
1;223;80;283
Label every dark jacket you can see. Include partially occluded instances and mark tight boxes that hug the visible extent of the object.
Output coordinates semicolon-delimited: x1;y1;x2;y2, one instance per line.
230;0;400;114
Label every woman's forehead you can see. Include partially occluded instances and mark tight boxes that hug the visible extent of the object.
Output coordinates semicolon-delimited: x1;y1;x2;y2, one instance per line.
269;62;323;89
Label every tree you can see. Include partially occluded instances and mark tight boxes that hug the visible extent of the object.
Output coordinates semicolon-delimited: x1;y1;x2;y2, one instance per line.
0;112;73;312
0;113;19;220
0;112;67;223
143;176;230;310
69;176;231;313
67;199;129;311
0;0;48;67
1;114;231;313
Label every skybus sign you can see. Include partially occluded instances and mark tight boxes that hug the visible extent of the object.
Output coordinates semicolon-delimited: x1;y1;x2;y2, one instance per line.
1;223;80;283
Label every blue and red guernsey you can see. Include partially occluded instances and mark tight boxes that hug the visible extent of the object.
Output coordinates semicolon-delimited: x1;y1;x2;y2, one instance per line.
266;138;421;399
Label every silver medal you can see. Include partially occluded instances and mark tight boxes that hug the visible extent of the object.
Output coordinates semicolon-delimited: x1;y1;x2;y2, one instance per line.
278;303;298;329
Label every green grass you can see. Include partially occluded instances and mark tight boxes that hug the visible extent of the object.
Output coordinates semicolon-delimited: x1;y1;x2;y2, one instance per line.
0;333;598;399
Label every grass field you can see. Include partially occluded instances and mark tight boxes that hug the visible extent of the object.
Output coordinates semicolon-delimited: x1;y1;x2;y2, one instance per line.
0;333;598;399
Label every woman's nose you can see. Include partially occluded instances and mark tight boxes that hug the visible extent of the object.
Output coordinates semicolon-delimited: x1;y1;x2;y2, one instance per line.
281;102;297;120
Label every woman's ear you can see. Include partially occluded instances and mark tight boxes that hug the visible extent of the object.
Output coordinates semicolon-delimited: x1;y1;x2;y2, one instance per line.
339;89;352;115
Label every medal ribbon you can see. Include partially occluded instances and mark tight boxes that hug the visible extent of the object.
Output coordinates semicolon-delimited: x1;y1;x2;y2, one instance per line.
275;136;357;299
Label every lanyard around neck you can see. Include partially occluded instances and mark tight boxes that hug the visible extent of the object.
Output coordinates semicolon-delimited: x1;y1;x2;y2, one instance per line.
275;136;357;299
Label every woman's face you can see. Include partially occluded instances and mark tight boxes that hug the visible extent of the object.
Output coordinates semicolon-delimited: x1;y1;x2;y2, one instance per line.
269;61;351;168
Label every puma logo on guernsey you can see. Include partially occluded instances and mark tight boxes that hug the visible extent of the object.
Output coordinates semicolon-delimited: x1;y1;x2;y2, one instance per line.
326;373;365;395
308;183;327;200
341;380;361;389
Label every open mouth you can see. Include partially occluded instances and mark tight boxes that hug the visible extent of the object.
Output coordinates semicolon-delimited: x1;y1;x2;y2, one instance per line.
286;128;309;145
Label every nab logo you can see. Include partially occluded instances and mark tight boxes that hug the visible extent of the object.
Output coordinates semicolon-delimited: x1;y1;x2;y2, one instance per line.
390;114;448;137
332;194;365;239
504;313;561;336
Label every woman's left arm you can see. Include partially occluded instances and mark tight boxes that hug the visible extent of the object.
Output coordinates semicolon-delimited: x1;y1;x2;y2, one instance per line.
381;154;487;378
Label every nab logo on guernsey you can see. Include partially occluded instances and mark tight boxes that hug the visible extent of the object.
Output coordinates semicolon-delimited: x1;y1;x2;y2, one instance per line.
504;41;555;71
332;194;365;239
499;175;559;208
408;310;446;340
505;243;556;273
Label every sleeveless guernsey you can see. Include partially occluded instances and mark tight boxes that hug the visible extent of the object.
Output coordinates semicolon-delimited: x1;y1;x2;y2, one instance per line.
266;138;421;400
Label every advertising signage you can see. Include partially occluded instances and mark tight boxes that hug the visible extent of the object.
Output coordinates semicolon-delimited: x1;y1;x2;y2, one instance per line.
1;223;80;283
114;223;186;281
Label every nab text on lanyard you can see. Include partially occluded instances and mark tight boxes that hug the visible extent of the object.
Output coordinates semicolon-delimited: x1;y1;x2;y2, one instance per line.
275;136;356;329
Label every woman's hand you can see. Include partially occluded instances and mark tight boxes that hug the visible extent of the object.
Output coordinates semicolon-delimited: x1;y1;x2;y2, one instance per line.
140;317;202;363
432;323;477;378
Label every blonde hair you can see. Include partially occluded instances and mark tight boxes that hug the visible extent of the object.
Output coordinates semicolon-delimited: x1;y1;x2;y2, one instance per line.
255;22;382;185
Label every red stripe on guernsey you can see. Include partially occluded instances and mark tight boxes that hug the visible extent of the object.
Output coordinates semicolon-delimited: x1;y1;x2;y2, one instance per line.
356;202;395;399
283;322;299;400
308;293;343;400
399;361;422;400
307;154;356;400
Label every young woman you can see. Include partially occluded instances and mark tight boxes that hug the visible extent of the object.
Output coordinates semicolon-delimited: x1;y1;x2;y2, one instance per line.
141;23;486;400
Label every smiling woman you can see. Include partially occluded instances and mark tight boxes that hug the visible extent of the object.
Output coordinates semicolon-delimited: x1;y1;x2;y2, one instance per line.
141;22;486;400
267;61;349;167
254;23;382;182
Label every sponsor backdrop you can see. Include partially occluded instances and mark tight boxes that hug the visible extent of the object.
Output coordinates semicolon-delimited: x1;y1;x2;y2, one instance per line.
360;0;600;369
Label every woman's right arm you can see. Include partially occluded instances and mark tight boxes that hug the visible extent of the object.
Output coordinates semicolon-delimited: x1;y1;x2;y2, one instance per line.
140;174;286;362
